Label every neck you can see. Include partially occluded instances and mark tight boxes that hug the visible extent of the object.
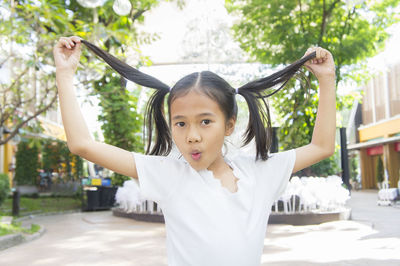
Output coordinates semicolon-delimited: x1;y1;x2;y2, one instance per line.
207;154;230;175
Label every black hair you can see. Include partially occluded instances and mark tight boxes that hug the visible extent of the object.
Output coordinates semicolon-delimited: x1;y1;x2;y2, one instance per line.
80;39;316;161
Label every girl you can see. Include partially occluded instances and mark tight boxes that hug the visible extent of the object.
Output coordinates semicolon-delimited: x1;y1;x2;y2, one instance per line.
53;36;336;266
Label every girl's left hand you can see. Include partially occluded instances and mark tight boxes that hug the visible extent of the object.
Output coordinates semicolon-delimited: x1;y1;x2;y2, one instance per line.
303;47;335;80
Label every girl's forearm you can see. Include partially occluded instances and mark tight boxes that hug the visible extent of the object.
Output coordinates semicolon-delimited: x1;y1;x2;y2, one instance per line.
310;76;336;156
56;71;93;153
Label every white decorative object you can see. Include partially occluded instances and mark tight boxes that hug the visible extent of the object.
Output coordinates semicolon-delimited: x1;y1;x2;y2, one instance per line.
77;0;105;8
274;175;351;213
113;0;132;16
377;180;399;206
115;179;145;213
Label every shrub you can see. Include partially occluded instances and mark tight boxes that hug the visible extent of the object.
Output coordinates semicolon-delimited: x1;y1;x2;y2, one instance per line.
15;140;40;185
0;173;11;207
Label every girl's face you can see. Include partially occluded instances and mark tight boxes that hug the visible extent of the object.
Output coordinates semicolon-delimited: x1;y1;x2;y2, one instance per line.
170;89;235;172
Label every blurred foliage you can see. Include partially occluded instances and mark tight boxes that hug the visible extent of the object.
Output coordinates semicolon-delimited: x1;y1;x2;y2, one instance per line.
0;0;167;137
62;0;174;186
0;221;40;237
94;71;144;186
0;173;10;207
1;0;180;183
226;0;399;175
349;153;359;181
310;148;341;176
41;138;85;181
0;196;81;217
15;139;40;185
376;156;384;183
226;0;400;82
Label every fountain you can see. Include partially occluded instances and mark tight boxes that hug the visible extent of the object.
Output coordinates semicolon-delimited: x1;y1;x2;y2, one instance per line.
269;175;351;225
112;175;351;225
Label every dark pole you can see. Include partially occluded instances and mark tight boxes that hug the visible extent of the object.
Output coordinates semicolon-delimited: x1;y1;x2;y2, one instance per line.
271;127;279;153
340;127;351;192
12;188;20;216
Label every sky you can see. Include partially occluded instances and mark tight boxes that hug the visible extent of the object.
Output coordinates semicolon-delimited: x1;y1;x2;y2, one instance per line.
137;0;232;64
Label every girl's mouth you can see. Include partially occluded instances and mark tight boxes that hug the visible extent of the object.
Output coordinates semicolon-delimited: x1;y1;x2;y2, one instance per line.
191;152;201;161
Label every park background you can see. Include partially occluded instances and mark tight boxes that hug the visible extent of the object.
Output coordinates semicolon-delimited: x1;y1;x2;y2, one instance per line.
0;0;399;222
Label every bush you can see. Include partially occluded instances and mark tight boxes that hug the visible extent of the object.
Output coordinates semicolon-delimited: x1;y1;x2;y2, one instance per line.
15;140;40;185
41;139;86;182
0;173;11;207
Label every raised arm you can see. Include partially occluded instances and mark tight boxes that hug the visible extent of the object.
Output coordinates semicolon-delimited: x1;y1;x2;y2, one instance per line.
292;47;336;173
53;36;138;179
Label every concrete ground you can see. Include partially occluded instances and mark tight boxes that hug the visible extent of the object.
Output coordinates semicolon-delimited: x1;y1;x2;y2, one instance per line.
0;190;399;266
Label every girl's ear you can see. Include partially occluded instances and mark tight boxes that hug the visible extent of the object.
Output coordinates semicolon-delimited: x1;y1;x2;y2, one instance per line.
225;117;236;136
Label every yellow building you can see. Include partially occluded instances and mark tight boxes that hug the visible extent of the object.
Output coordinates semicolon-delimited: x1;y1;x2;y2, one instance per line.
348;63;400;189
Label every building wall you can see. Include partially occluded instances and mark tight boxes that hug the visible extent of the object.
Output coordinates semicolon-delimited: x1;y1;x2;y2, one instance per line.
388;64;400;116
358;62;400;189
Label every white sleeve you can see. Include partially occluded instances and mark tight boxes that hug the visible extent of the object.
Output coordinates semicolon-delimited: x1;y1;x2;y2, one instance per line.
254;149;296;202
132;152;184;205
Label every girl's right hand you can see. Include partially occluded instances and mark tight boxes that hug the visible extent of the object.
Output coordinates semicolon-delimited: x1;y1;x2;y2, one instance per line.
53;36;82;74
303;47;335;81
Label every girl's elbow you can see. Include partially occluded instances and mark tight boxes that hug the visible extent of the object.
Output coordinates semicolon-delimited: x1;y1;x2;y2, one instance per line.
68;142;85;155
324;145;335;158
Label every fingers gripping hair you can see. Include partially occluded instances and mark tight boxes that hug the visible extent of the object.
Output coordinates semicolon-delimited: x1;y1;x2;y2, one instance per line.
237;52;316;161
80;39;172;156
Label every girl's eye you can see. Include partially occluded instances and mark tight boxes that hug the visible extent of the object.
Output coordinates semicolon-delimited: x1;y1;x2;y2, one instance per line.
202;119;211;125
176;122;185;127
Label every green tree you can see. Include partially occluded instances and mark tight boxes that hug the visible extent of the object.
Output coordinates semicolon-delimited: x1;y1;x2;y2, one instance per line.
226;0;399;175
0;0;168;146
72;154;85;180
94;71;144;186
1;0;180;185
0;0;70;146
66;0;176;186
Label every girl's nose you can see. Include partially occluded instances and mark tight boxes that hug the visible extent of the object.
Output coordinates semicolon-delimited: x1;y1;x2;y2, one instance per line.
187;127;201;143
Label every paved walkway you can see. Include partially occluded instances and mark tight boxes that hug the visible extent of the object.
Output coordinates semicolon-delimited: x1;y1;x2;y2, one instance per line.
0;190;399;265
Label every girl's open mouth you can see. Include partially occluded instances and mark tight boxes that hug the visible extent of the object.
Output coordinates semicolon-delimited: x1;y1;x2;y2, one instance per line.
191;152;201;161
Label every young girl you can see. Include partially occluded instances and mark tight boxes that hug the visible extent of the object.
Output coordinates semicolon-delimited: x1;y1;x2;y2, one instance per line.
53;36;336;266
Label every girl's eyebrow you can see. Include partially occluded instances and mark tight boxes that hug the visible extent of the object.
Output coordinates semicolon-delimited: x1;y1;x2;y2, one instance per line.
172;112;216;121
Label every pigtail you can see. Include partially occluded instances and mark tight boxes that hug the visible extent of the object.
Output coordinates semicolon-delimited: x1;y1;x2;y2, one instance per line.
80;39;172;155
81;40;170;91
237;52;316;161
144;89;172;155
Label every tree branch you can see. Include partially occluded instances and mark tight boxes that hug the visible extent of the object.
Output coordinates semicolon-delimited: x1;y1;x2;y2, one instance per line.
0;55;11;68
0;90;58;145
5;66;30;93
298;0;306;34
318;0;341;45
131;9;147;22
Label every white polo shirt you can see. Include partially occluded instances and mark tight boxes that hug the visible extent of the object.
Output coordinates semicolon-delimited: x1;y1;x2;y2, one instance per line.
132;149;296;266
